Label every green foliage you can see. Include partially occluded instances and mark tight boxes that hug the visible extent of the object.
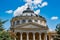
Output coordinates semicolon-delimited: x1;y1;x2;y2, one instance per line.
55;24;60;35
0;31;13;40
0;19;13;40
55;23;60;40
0;19;8;31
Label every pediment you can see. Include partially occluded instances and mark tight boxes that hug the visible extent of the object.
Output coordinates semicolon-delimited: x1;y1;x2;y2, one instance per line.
15;23;41;28
20;25;39;28
14;23;48;30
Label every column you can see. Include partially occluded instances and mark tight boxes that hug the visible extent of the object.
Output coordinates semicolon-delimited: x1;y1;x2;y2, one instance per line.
39;33;41;40
20;33;22;40
49;35;51;40
45;34;47;40
51;36;53;40
33;33;35;40
15;38;16;40
27;33;29;40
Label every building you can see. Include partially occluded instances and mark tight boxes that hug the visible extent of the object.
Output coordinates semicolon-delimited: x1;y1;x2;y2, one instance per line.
10;5;56;40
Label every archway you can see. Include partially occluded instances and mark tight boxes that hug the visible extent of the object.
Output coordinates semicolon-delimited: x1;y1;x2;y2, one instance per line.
22;32;27;40
16;32;20;40
41;33;45;40
29;32;33;40
35;32;39;40
47;35;49;40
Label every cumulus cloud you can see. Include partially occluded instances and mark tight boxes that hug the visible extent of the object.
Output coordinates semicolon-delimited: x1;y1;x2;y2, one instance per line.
34;9;40;15
5;10;13;14
49;28;53;31
24;0;32;3
13;0;48;16
33;0;42;5
51;16;58;20
48;28;55;32
24;0;48;8
14;3;28;16
38;2;48;8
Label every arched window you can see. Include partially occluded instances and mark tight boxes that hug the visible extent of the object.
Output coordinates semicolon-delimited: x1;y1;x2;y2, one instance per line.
13;22;15;25
16;20;20;25
22;20;26;23
28;20;32;22
35;20;38;22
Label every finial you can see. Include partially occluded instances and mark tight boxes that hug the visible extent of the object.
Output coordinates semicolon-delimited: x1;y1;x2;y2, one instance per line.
27;4;30;9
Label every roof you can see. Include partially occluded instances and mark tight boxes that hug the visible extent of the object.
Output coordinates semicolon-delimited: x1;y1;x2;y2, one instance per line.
23;6;34;13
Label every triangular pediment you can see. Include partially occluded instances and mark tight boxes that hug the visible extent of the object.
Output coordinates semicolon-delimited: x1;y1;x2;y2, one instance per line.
20;25;39;28
13;23;48;30
15;22;47;29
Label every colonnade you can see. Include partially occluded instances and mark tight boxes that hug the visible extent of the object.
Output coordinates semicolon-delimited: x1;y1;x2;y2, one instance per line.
16;32;48;40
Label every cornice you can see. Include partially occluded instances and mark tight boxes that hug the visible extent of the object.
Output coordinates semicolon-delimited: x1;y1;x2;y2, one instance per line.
11;16;46;22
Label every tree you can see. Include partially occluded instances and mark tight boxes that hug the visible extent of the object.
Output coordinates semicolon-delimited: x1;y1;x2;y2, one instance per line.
0;19;7;31
55;23;60;40
0;19;13;40
0;30;13;40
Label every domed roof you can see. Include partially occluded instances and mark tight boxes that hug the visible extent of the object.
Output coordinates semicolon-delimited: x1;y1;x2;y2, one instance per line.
23;6;34;13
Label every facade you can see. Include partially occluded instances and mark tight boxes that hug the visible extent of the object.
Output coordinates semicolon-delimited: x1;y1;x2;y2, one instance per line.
10;6;56;40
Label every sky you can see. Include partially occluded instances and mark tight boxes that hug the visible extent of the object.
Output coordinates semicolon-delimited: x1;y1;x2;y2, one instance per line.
0;0;60;31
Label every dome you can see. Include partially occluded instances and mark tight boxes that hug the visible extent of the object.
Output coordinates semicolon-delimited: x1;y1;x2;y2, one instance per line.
23;6;34;13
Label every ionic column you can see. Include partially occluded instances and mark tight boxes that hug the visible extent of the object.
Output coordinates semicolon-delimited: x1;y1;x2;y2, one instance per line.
45;34;47;40
39;33;41;40
33;33;35;40
49;35;50;40
20;33;22;40
27;33;29;40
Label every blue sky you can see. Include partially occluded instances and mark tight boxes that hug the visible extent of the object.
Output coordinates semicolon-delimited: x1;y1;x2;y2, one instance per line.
0;0;60;31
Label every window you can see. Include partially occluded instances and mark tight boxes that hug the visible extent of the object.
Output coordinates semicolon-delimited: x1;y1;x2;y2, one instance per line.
28;20;32;22
16;20;20;25
22;20;26;23
13;22;15;25
35;20;38;22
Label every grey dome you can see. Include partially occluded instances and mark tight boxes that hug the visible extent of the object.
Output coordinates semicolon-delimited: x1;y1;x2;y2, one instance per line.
23;6;34;13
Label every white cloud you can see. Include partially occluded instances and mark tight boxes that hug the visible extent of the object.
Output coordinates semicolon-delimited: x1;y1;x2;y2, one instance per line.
13;0;48;16
51;16;58;20
34;9;40;15
24;0;48;8
33;0;42;5
5;10;13;14
49;28;53;31
39;2;48;8
14;3;28;16
48;28;55;32
24;0;32;3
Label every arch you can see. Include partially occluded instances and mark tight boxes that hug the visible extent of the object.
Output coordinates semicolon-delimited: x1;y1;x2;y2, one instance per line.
22;32;27;40
16;20;20;25
47;35;49;40
41;33;45;40
35;32;39;40
16;32;20;40
28;20;32;22
29;32;33;40
22;20;26;23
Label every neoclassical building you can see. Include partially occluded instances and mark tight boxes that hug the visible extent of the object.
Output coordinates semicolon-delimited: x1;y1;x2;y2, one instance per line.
10;6;56;40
